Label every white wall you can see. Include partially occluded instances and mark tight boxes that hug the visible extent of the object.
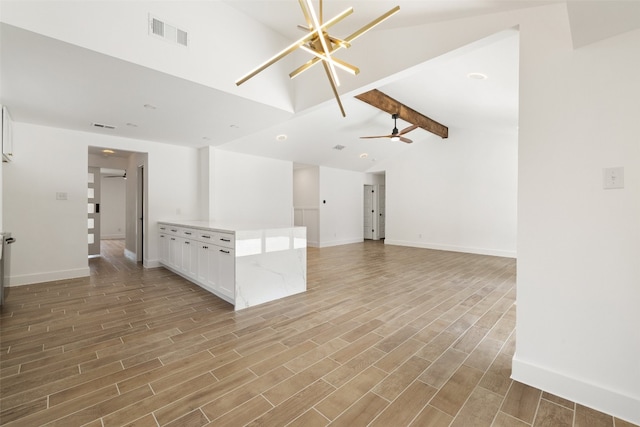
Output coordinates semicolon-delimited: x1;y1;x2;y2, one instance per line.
211;149;293;226
100;172;126;239
318;166;364;247
3;122;199;284
0;0;294;111
383;127;518;257
514;9;640;424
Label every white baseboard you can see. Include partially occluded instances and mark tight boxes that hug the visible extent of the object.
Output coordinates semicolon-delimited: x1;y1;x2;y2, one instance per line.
318;237;364;248
9;267;91;286
145;259;161;268
512;355;640;425
383;239;517;258
124;248;137;262
102;234;125;240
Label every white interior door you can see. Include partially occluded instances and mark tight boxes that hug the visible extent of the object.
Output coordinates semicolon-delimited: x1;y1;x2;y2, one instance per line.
363;185;375;240
88;167;101;256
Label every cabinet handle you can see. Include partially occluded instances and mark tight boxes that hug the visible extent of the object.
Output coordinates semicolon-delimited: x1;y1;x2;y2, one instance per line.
220;249;230;254
160;227;166;230
170;238;176;241
202;246;208;249
185;232;192;235
160;234;165;238
201;235;211;239
185;241;190;245
171;229;177;232
220;238;231;242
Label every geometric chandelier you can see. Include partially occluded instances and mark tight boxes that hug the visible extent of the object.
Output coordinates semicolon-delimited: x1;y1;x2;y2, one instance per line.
235;0;400;117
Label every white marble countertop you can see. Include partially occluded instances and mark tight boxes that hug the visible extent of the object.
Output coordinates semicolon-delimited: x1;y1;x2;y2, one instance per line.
158;220;304;233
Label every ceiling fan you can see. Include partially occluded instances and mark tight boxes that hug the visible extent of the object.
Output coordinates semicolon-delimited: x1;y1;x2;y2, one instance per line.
360;114;418;144
355;89;449;139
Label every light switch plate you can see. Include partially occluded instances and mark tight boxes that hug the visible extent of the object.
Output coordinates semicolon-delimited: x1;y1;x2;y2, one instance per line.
603;167;624;189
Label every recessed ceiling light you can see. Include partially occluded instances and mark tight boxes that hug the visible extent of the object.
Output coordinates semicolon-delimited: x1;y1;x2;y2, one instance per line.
143;104;157;109
102;149;115;154
467;72;488;80
359;153;368;158
276;134;287;141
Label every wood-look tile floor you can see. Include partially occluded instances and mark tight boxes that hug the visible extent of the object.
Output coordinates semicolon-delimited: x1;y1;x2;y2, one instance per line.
0;240;636;427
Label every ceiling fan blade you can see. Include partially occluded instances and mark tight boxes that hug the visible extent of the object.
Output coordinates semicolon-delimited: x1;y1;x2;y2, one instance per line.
399;124;419;135
360;135;391;139
322;61;346;117
399;136;413;144
344;6;400;43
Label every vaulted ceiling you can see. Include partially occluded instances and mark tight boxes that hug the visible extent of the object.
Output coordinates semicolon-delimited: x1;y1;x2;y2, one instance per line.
1;1;638;172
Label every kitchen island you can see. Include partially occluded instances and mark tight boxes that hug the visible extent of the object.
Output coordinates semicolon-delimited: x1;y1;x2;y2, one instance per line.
158;221;306;310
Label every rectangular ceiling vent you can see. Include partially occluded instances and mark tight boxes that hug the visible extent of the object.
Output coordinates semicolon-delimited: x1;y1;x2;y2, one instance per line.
92;122;116;130
149;14;189;47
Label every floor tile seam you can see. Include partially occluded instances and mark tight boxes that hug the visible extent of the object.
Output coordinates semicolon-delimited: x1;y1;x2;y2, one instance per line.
109;372;217;426
5;359;129;411
320;381;393;424
494;410;534;426
16;350;100;379
311;364;390;421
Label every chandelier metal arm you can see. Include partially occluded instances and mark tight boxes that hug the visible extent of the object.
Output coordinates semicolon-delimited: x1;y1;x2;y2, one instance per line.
235;0;400;117
321;61;345;117
288;5;399;80
345;6;399;43
304;0;340;86
298;45;359;75
235;6;354;86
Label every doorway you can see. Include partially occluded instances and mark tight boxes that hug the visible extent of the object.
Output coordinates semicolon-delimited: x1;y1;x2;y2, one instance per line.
87;166;101;256
363;184;386;240
88;147;147;263
136;165;144;262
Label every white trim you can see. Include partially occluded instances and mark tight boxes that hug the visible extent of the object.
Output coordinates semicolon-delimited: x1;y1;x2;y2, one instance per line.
8;267;90;286
102;234;125;240
318;237;363;248
383;239;516;259
512;355;640;425
124;248;137;262
144;259;161;268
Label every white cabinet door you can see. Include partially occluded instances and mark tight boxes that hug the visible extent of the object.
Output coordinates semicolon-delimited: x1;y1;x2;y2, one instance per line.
217;247;235;299
181;239;198;279
168;236;182;270
197;243;210;285
158;233;169;264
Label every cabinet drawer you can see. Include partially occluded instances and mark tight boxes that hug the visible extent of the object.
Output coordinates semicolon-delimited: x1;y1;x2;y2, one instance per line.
195;231;215;244
159;224;182;236
215;232;234;249
181;228;196;239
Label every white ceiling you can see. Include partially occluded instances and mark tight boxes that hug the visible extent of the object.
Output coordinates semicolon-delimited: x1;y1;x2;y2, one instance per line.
1;1;637;172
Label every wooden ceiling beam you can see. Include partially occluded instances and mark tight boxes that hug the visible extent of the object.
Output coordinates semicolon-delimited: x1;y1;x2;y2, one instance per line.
355;89;448;139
